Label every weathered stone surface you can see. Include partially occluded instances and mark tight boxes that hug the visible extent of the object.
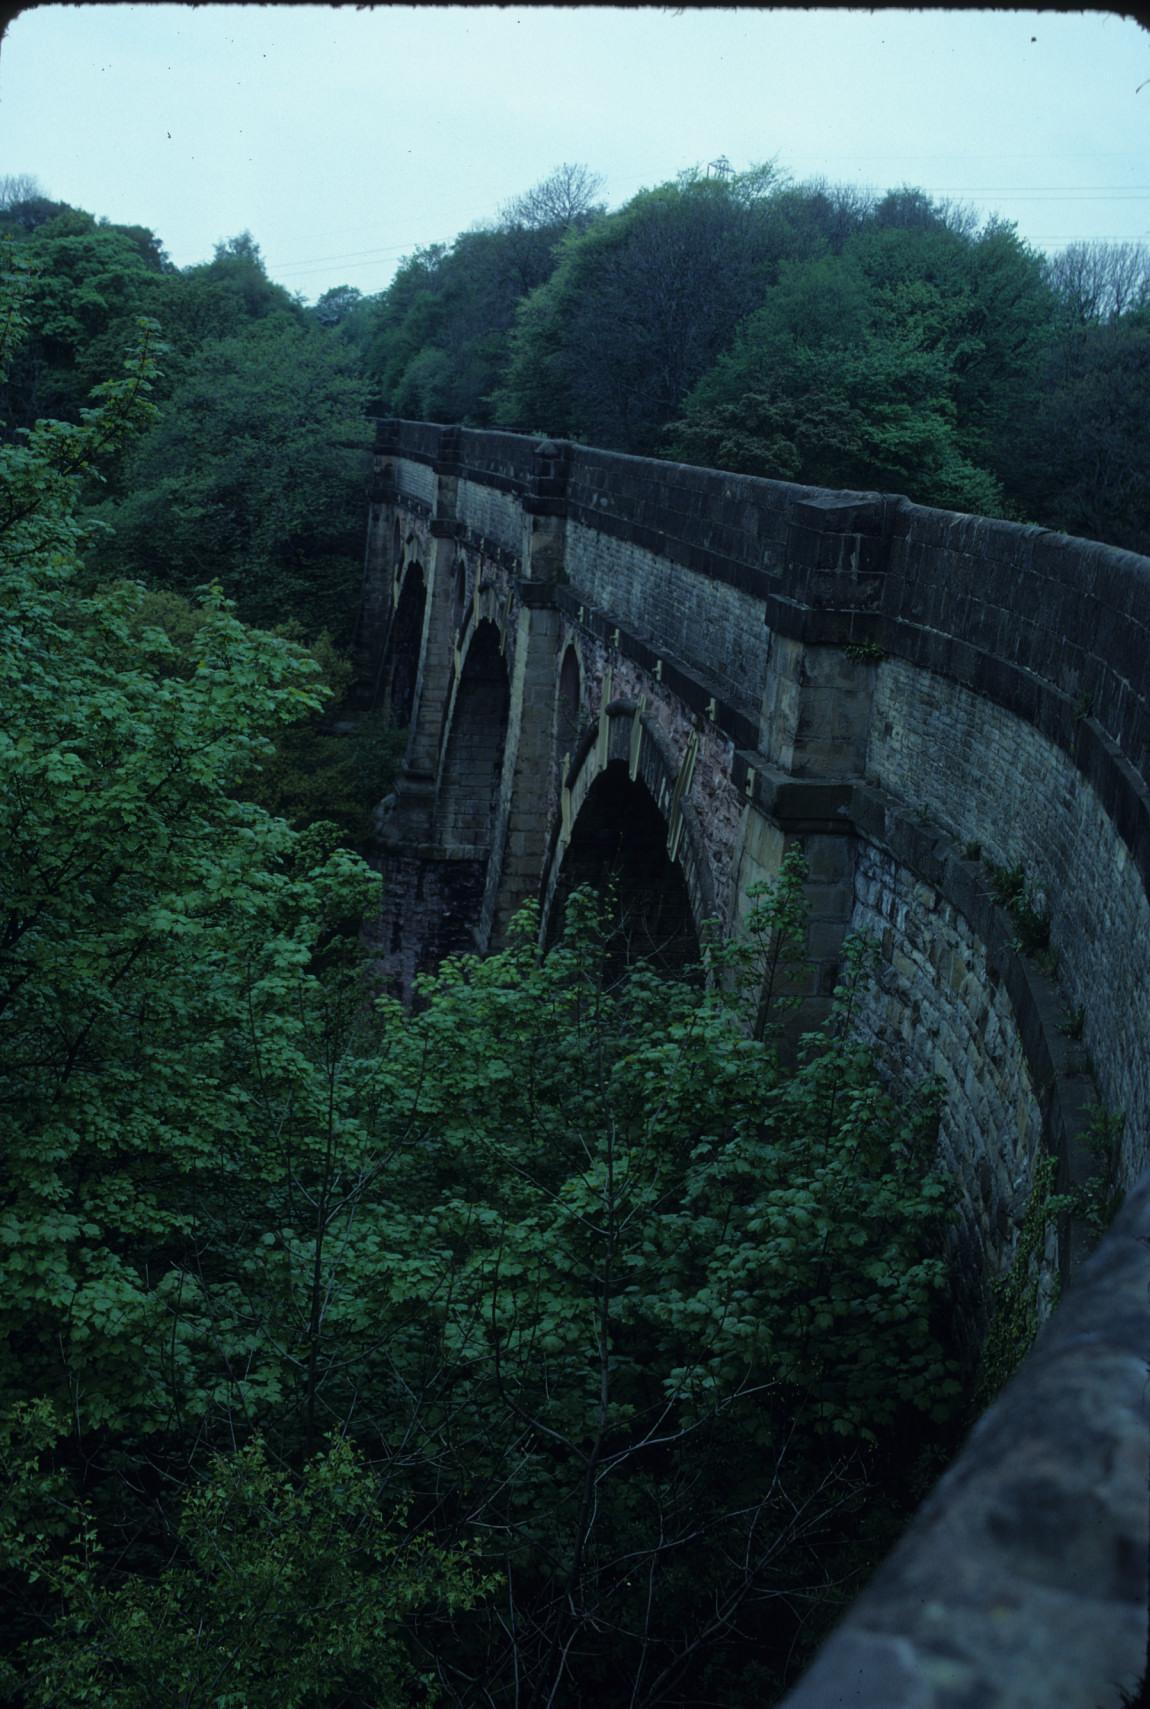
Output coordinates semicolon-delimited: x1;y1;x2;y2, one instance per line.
850;837;1050;1339
869;660;1150;1188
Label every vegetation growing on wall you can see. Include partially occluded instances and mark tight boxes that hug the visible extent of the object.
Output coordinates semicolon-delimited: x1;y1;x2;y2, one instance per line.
974;1153;1065;1405
986;858;1052;958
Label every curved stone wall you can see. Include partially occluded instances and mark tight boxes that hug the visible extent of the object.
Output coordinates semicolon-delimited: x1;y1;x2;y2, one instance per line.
849;839;1050;1322
867;659;1150;1190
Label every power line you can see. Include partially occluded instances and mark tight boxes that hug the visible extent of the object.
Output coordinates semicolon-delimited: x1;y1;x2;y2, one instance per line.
902;190;1150;199
268;241;429;270
269;239;1147;295
275;256;422;281
798;152;1147;161
925;188;1149;194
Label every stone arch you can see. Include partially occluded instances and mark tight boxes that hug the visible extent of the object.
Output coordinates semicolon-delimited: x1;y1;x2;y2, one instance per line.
382;563;426;725
555;644;582;778
437;619;511;849
391;516;402;576
542;705;713;975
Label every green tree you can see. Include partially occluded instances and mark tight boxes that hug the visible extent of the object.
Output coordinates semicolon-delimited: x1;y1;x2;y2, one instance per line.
496;167;784;451
88;312;370;636
0;287;382;1441
0;211;307;462
363;220;570;425
848;216;1051;484
316;878;957;1705
0;272;471;1702
2;239;965;1709
1011;307;1150;553
361;166;607;425
311;282;363;327
1;211;159;430
136;236;304;387
667;213;1047;514
1006;242;1150;552
233;628;405;845
362;243;448;407
3;1414;487;1708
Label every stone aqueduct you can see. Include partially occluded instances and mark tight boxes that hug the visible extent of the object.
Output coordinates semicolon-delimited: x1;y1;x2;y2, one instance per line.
357;418;1149;1706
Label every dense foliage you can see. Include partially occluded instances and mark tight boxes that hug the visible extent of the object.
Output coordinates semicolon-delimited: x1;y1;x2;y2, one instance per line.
0;207;370;644
357;165;604;426
1;192;386;859
86;314;370;637
667;210;1050;514
0;277;482;1701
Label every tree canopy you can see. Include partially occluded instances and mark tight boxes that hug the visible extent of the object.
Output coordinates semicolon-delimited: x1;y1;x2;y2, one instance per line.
667;215;1051;513
88;312;370;637
0;213;364;644
493;166;785;452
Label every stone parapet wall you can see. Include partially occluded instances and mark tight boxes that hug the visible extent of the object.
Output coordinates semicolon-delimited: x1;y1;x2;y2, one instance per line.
563;520;768;712
381;418;446;465
565;444;823;581
885;504;1150;772
395;453;437;509
455;478;524;558
850;839;1050;1319
456;427;538;490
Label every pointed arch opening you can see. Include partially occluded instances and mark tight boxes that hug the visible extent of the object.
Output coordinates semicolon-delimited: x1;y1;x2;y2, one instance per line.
437;620;510;849
550;760;701;977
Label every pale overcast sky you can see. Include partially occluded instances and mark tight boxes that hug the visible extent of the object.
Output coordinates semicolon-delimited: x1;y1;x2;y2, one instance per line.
2;6;1148;303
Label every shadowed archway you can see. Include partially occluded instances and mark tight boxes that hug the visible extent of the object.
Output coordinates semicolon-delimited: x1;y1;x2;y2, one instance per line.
437;619;510;849
550;760;700;976
383;564;426;725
